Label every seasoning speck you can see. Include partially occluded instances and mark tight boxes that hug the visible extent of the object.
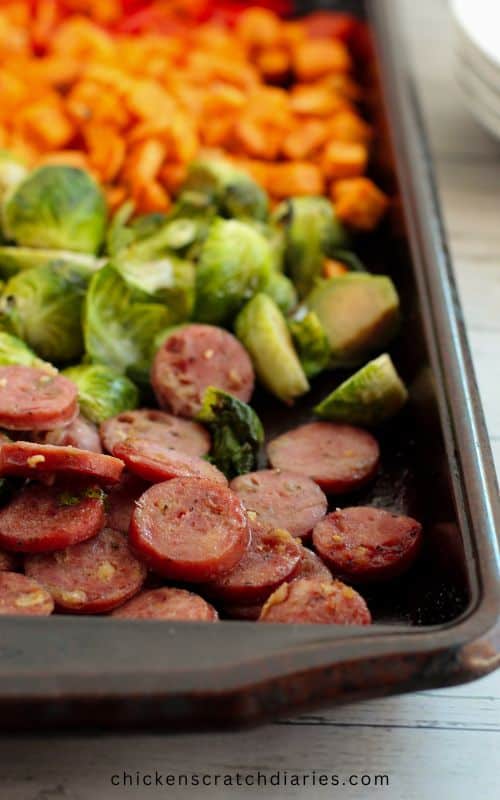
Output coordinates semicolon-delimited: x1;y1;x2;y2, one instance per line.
27;454;45;468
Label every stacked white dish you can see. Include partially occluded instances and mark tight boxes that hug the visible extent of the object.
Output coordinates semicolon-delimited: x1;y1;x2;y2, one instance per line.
451;0;500;139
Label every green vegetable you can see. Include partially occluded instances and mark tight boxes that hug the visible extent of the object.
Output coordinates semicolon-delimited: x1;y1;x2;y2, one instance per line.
329;249;366;272
0;331;52;369
106;201;171;258
196;387;264;479
306;273;400;365
63;363;139;424
0;246;105;280
84;264;172;385
235;294;309;404
0;150;27;209
314;353;408;426
114;254;195;322
263;272;298;314
3;165;107;254
274;196;349;297
183;158;268;221
194;219;273;324
289;310;331;379
0;263;86;363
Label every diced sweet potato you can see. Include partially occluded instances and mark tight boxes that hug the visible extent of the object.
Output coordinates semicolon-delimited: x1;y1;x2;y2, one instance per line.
293;39;352;81
322;141;368;180
332;177;389;231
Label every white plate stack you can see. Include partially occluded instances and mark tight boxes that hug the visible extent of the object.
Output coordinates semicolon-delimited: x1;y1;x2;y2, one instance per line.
451;0;500;139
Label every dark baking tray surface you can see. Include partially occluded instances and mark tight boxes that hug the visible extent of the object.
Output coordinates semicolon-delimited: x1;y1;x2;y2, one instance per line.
0;0;498;729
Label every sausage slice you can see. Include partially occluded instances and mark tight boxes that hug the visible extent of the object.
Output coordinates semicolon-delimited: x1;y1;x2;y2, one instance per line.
111;587;218;621
0;366;78;431
32;415;102;453
112;438;227;485
105;472;149;533
0;571;54;616
101;409;210;458
267;421;380;494
25;528;147;614
259;578;372;624
312;506;422;582
129;477;250;582
151;324;254;417
0;482;105;552
0;441;124;485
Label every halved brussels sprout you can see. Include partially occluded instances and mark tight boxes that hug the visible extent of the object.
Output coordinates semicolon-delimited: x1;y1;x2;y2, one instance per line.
63;363;139;424
0;246;105;280
263;272;298;315
84;264;173;384
0;263;86;363
0;331;53;369
114;255;195;322
3;165;107;254
288;310;331;379
106;201;170;259
0;150;27;208
196;386;264;479
274;196;349;297
194;218;274;324
182;158;269;221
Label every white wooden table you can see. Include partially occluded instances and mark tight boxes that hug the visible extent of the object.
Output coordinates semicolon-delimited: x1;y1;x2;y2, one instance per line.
1;2;498;798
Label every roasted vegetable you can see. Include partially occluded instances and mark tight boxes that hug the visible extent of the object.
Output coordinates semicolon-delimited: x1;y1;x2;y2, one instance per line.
196;387;264;479
114;255;195;322
0;246;105;280
183;159;269;222
83;264;172;385
106;201;171;258
263;272;298;314
63;363;139;424
289;310;331;379
274;196;349;297
314;353;408;426
0;263;86;363
0;151;27;209
194;219;273;325
235;294;309;404
0;331;52;369
3;166;107;254
306;273;400;365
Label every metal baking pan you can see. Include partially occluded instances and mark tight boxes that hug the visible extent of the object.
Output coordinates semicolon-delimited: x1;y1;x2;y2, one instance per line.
0;0;498;730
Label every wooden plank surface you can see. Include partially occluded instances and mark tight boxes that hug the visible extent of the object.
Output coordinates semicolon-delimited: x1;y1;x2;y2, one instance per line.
0;1;498;798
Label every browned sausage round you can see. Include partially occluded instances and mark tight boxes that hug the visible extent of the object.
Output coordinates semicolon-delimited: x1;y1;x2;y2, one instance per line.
312;506;423;582
0;482;106;552
0;571;54;616
101;409;210;459
259;578;372;624
105;472;149;533
203;527;302;605
129;477;250;582
111;587;219;621
112;437;226;485
267;422;380;494
25;528;147;614
32;415;102;453
230;469;327;539
0;441;124;485
151;324;254;417
0;366;78;431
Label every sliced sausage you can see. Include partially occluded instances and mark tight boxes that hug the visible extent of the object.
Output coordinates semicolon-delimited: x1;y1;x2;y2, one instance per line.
0;441;124;485
0;571;54;616
312;506;423;582
112;438;226;485
111;587;218;621
230;469;327;539
32;415;102;453
105;472;149;533
129;478;250;582
259;578;372;624
101;409;210;459
267;421;380;494
293;546;332;581
0;482;105;553
203;527;302;605
0;366;78;431
151;324;254;418
223;602;263;621
0;548;19;572
25;528;147;614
